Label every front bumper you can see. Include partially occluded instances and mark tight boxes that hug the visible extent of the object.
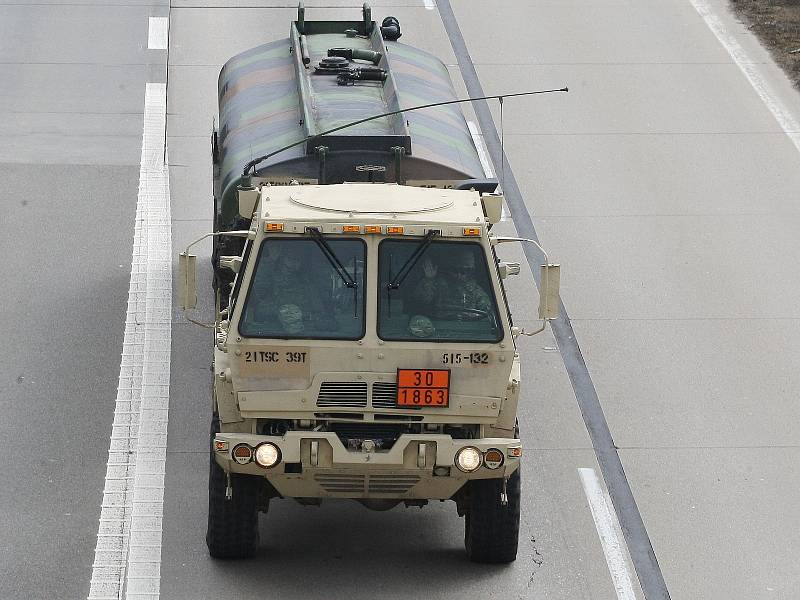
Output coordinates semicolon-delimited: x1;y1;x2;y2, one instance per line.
213;431;521;500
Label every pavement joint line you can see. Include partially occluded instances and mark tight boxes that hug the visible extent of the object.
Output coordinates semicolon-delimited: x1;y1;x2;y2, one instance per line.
87;82;172;600
569;317;800;321
170;4;428;9
689;0;800;155
486;131;799;136
518;214;800;218
579;468;637;600
453;61;767;66
435;1;670;599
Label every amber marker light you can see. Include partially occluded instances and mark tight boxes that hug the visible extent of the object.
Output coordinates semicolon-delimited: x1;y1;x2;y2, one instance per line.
214;440;229;452
463;227;481;236
265;222;284;232
508;447;523;458
387;226;404;235
232;444;253;465
342;225;361;233
364;225;382;234
483;448;505;470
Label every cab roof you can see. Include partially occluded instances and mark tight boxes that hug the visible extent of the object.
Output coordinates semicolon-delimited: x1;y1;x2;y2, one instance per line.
258;183;487;228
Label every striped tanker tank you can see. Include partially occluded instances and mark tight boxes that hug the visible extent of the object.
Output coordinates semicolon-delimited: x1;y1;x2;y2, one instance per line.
213;3;487;238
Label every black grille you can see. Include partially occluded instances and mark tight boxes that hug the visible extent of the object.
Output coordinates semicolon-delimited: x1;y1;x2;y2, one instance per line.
313;473;420;495
368;474;420;494
316;381;368;408
315;474;365;493
371;382;397;409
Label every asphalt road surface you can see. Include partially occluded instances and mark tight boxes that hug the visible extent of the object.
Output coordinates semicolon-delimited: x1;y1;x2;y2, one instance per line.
2;0;799;598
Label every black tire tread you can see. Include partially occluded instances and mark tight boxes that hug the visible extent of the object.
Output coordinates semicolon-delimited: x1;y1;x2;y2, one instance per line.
464;468;521;563
206;418;260;559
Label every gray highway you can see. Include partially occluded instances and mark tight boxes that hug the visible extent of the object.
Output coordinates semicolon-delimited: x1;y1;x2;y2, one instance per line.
1;0;799;598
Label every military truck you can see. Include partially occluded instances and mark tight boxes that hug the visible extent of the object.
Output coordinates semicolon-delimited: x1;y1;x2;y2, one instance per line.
180;4;560;564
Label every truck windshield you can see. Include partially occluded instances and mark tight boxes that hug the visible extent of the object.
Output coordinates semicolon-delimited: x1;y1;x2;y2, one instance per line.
239;238;366;340
378;240;502;342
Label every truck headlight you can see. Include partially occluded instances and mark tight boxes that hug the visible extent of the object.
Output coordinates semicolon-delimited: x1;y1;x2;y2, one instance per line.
455;446;482;472
254;443;281;468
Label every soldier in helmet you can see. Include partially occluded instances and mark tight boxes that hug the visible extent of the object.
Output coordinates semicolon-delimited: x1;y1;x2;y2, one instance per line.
413;252;492;316
254;251;324;334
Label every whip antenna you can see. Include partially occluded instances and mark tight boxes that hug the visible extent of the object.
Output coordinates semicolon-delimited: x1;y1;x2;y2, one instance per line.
499;95;505;193
242;87;568;177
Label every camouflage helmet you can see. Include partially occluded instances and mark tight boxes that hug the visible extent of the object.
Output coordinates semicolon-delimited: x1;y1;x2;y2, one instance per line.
278;303;304;333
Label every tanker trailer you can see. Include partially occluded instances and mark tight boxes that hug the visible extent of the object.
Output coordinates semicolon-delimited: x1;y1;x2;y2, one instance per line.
212;3;490;299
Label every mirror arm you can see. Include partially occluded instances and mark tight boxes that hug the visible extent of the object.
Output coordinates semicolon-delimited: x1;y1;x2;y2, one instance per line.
512;322;547;337
492;235;560;337
181;230;251;329
183;230;250;259
489;235;549;263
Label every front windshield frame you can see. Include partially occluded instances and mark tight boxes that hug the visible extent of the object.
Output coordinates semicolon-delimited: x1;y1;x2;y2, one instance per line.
237;236;367;341
377;239;504;344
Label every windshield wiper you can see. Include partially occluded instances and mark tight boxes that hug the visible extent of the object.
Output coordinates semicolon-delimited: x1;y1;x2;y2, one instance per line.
306;227;357;288
387;229;439;290
306;227;359;317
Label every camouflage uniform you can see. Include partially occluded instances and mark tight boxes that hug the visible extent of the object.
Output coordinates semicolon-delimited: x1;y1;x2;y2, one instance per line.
414;276;492;313
254;256;322;333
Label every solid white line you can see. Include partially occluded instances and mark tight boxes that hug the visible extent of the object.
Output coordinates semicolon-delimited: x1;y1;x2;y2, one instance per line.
689;0;800;152
467;120;494;179
423;0;435;10
88;82;172;600
468;119;510;220
578;468;638;600
147;17;169;50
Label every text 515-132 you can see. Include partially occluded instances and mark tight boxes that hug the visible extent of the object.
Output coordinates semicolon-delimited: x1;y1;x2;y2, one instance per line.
441;352;489;365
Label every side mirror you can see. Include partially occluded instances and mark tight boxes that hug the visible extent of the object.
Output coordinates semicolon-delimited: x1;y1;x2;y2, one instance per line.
481;193;503;224
238;184;259;218
178;252;197;310
538;264;561;320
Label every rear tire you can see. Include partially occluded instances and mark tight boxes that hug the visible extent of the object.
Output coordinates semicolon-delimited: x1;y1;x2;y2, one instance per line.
206;417;260;559
464;468;521;563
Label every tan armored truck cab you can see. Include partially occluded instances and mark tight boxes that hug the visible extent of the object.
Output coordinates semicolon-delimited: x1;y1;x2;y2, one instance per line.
180;182;560;563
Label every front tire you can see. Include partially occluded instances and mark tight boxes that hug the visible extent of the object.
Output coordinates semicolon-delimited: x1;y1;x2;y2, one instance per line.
464;468;521;563
206;417;260;559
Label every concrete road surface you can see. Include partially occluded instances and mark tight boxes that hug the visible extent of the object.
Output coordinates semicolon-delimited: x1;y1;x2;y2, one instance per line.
1;0;799;599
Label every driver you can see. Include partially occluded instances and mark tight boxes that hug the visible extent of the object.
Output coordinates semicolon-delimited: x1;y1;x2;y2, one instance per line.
413;253;492;315
254;252;324;333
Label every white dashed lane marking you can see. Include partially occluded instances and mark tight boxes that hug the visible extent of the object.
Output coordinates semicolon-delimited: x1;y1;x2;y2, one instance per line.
579;468;639;600
148;17;169;50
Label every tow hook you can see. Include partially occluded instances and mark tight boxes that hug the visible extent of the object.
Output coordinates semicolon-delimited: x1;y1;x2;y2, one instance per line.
225;471;233;500
500;477;509;506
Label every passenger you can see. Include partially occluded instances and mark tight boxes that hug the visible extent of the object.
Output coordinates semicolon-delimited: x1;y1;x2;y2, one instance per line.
414;253;492;315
